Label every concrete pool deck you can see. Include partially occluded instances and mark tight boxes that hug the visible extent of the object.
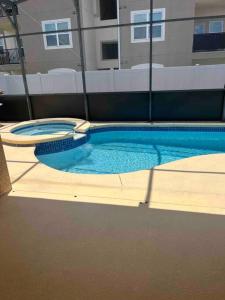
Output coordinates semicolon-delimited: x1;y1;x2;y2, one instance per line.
2;192;225;300
2;122;225;215
1;122;225;299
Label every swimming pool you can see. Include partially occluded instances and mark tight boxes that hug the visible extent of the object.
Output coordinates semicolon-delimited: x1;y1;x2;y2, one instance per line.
12;123;75;136
35;126;225;174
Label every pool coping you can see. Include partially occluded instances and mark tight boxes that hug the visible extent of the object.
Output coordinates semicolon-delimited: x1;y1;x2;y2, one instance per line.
0;118;90;145
2;120;225;146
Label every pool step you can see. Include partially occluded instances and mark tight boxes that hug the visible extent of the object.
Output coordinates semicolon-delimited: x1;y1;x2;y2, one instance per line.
73;133;86;141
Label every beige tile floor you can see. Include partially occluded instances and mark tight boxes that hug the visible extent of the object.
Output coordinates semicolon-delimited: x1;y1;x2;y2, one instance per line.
3;126;225;215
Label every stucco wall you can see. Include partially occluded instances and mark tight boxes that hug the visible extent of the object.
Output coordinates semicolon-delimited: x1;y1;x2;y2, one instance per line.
193;52;225;65
80;0;97;70
195;1;225;17
193;2;225;65
194;2;225;35
81;0;119;70
119;0;196;68
16;0;198;72
17;0;81;73
17;0;119;72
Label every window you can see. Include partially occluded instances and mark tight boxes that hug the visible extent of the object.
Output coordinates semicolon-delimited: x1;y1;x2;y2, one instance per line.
42;18;73;49
99;0;117;20
194;23;205;34
131;9;165;43
209;20;224;33
102;42;118;60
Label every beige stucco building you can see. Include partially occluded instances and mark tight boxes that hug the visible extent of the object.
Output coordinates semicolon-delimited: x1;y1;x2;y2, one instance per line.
0;0;224;73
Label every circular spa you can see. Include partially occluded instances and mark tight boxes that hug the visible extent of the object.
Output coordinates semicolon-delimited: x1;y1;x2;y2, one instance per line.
12;122;75;136
35;126;225;174
0;118;88;145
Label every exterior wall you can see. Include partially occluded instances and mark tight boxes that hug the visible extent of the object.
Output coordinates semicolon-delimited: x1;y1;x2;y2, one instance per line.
80;0;97;71
94;0;118;70
80;0;119;70
95;23;118;70
4;31;17;49
0;136;11;196
11;0;225;73
193;1;225;65
81;0;118;70
17;0;118;73
193;52;225;65
119;0;196;68
17;0;81;74
194;3;225;34
195;1;225;17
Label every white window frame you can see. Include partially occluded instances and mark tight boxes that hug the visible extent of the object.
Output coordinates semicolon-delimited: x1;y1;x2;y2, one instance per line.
194;23;206;34
209;20;224;33
131;8;165;43
42;18;73;50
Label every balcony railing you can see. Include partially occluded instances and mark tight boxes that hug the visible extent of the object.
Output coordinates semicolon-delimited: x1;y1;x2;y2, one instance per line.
0;5;18;17
0;48;20;65
0;7;10;17
193;32;225;52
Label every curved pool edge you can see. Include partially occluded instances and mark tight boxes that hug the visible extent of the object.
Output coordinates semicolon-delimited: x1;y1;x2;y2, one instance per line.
35;123;225;175
0;118;90;145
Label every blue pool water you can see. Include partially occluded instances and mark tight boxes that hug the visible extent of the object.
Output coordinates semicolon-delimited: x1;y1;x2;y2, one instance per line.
12;123;75;136
36;126;225;174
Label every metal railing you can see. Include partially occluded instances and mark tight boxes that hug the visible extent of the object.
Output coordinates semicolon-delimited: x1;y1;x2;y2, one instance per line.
0;48;19;65
193;32;225;52
0;5;18;17
0;7;9;17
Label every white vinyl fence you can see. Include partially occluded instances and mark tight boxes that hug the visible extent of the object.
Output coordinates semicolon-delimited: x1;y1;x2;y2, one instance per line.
0;64;225;95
